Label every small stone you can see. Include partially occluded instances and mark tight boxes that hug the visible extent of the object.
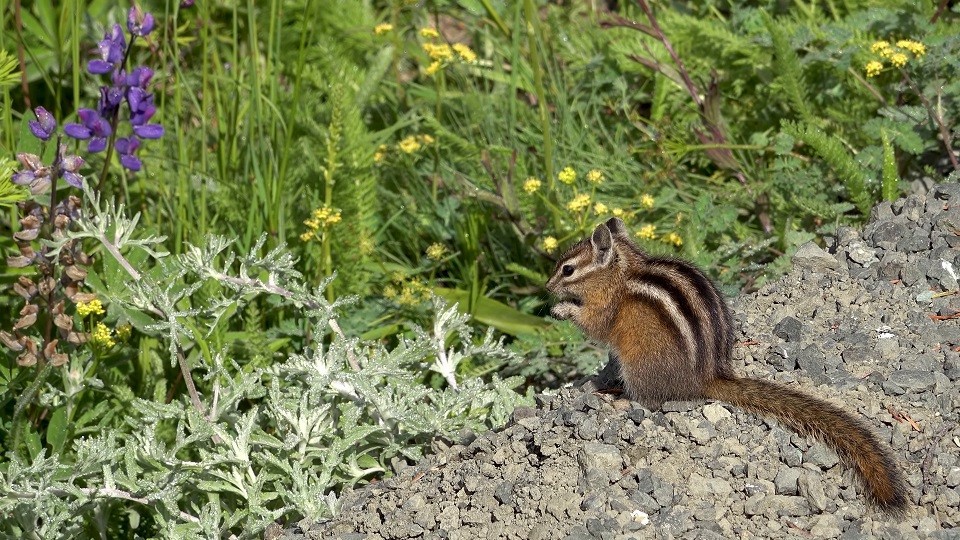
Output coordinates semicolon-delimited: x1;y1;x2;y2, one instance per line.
773;468;802;495
799;470;828;512
774;316;804;342
793;242;840;272
577;442;623;490
887;369;936;393
702;403;732;424
946;466;960;487
847;242;878;266
804;442;840;469
809;514;843;538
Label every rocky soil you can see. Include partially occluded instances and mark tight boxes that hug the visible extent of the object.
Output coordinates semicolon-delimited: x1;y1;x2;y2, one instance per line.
275;185;960;540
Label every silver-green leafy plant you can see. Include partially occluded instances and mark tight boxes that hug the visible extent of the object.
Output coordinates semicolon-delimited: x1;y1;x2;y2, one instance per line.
0;181;529;538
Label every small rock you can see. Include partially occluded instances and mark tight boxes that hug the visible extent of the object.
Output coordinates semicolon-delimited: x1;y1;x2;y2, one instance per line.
887;369;936;393
702;403;732;424
773;468;801;495
804;442;840;469
774;316;804;342
793;242;841;272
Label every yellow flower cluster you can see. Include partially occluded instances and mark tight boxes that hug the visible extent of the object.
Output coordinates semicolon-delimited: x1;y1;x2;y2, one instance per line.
662;232;683;247
426;242;447;261
866;39;926;77
116;324;132;342
421;28;478;76
523;177;542;194
640;194;655;209
566;193;591;213
543;236;559;253
558;166;577;185
586;169;604;184
77;298;105;317
383;278;433;306
91;322;116;348
398;133;435;154
374;144;388;163
593;202;608;215
301;206;342;241
636;224;656;240
373;23;393;36
612;208;625;218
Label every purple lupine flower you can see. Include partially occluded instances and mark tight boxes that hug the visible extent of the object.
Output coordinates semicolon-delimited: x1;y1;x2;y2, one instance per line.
180;0;195;7
126;66;154;88
114;137;142;171
64;108;113;152
99;81;125;117
28;107;57;141
60;150;86;188
88;24;126;75
126;87;155;125
127;6;156;37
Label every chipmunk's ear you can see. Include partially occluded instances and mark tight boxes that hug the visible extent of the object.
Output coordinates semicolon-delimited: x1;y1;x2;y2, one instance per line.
604;217;626;237
590;222;614;266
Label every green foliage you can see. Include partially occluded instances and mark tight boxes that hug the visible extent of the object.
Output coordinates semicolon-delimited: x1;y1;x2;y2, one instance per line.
0;187;528;536
3;0;960;536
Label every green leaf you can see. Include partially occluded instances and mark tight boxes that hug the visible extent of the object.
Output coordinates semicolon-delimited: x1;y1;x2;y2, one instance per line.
433;287;548;336
881;131;900;202
46;407;69;454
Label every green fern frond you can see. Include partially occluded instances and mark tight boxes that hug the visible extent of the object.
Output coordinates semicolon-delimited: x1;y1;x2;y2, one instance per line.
880;130;900;202
782;120;873;215
763;12;815;124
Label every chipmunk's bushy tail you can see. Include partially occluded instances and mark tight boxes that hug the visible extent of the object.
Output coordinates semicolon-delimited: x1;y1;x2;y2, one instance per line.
705;377;908;514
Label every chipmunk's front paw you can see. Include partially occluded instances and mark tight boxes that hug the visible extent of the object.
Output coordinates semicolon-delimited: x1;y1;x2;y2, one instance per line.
551;301;581;321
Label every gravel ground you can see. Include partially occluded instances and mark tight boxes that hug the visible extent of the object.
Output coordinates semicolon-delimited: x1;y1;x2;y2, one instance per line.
274;185;960;540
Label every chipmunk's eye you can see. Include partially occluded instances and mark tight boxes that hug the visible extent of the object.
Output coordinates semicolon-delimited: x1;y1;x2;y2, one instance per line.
561;264;575;277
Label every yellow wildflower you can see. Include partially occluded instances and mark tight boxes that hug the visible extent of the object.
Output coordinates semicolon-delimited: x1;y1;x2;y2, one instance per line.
558;166;577;185
543;236;559;253
452;43;477;64
593;202;609;215
586;169;604;184
640;194;655;209
423;43;454;61
420;27;440;39
374;23;394;36
865;60;883;78
612;208;625;218
896;39;926;57
426;243;447;261
77;299;105;317
566;193;591;213
91;322;116;348
383;285;398;299
663;232;683;247
359;236;375;255
116;324;132;342
390;271;406;283
425;61;442;76
303;207;342;239
397;286;418;306
889;52;908;68
523;177;542;194
636;224;656;240
870;40;892;55
418;134;435;145
398;136;422;154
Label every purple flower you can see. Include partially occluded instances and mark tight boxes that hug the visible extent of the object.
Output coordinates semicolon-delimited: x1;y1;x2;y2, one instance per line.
60;149;86;188
126;66;154;88
126;87;155;125
115;137;142;171
180;0;195;7
64;108;113;153
99;83;125;117
88;24;126;75
28;107;57;141
127;6;156;37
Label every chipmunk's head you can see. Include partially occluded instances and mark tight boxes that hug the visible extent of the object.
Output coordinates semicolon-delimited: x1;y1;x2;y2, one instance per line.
546;218;632;320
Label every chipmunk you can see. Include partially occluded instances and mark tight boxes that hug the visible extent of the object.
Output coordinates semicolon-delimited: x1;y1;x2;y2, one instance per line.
546;217;907;513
